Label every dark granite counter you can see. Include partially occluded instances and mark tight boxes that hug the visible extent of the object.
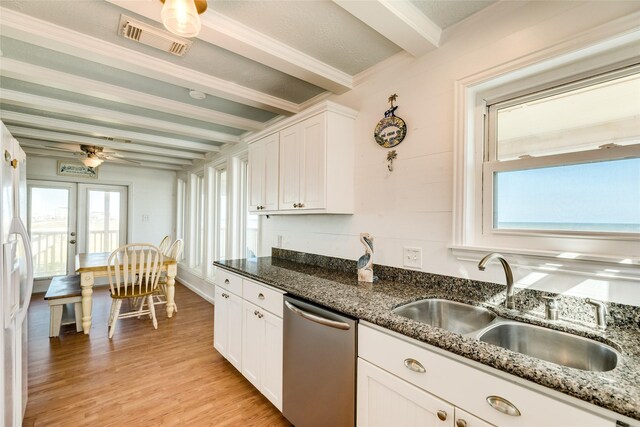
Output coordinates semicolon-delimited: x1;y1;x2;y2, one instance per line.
214;251;640;421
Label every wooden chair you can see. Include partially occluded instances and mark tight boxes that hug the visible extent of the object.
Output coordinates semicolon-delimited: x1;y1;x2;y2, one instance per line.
107;244;164;339
158;235;171;254
141;239;183;312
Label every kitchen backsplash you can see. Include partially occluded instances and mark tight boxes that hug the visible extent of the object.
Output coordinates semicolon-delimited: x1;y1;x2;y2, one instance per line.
271;248;640;330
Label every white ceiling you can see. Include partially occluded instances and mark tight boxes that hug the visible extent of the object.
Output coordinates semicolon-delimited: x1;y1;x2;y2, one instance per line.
0;0;496;170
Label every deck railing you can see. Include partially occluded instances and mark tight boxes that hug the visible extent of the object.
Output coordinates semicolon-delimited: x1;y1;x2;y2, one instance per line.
31;230;119;278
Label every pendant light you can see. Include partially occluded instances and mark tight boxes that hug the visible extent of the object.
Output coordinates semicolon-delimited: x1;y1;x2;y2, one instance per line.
160;0;208;38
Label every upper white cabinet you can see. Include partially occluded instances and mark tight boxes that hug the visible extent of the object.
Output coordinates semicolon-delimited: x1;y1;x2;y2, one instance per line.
248;133;279;213
247;101;356;214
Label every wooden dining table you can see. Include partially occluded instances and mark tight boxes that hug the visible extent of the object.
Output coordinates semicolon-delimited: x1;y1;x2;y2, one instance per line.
75;252;178;334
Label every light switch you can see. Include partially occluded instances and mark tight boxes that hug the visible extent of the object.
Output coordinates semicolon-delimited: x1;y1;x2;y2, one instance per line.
403;247;422;269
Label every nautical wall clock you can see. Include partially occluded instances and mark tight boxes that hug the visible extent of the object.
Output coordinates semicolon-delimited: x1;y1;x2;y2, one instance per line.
374;94;407;148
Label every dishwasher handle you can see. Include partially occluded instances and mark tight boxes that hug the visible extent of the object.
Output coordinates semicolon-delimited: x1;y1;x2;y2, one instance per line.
285;300;351;330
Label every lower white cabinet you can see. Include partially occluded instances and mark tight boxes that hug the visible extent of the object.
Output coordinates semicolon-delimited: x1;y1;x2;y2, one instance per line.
213;269;284;412
242;300;283;410
213;285;242;370
358;358;454;427
358;324;614;427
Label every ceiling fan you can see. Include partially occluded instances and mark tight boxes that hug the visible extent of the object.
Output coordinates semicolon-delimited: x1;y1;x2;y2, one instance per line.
44;144;141;168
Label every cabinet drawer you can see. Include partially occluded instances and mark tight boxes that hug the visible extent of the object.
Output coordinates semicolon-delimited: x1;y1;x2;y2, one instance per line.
214;268;243;296
243;279;284;318
358;325;613;427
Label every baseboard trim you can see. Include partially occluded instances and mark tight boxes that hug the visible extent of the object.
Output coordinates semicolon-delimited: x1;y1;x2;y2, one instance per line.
177;275;215;305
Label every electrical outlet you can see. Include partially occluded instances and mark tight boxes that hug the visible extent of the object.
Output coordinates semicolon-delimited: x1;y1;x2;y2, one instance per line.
277;235;283;248
403;247;422;269
142;214;150;222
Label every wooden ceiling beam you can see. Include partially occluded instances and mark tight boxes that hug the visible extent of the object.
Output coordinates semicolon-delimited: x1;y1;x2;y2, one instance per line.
0;7;299;115
6;126;205;160
0;58;266;132
0;111;220;153
333;0;441;57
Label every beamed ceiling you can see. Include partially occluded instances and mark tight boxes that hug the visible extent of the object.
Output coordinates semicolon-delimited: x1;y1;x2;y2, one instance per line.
0;0;495;171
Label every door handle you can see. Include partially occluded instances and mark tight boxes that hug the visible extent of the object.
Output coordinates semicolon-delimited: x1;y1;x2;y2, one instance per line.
70;232;76;237
284;301;351;330
70;240;77;244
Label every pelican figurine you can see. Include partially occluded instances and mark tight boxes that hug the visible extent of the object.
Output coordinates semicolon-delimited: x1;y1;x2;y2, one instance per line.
357;233;374;283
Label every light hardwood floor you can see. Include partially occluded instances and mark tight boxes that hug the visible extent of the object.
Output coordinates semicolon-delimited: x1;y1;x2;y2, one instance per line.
24;283;291;426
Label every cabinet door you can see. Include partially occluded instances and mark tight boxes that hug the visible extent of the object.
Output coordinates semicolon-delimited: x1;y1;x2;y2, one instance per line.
279;125;301;210
263;133;280;211
299;113;326;210
358;358;454;427
261;310;283;411
247;141;265;212
242;300;263;389
455;409;495;427
226;292;243;370
213;286;228;357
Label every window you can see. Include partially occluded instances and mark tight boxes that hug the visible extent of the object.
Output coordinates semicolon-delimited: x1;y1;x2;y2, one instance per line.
454;42;640;271
215;167;227;261
176;178;186;261
240;158;259;259
188;172;205;270
484;65;640;237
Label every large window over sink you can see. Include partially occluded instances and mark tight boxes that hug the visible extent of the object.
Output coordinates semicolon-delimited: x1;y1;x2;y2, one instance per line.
484;64;640;239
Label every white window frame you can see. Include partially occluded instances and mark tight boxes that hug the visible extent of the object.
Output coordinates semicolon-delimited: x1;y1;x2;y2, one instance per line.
452;28;640;278
187;171;205;273
175;177;186;261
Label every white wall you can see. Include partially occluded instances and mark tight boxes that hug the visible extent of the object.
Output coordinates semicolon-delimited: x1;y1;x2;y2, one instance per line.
26;156;176;245
260;2;640;305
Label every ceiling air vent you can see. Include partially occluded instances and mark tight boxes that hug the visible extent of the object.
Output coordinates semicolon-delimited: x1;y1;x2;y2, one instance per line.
118;15;193;57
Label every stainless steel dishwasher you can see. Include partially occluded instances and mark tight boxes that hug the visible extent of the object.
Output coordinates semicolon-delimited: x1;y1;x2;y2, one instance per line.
283;295;357;427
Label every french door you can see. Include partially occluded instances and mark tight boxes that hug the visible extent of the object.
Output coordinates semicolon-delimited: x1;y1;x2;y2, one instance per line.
27;181;127;280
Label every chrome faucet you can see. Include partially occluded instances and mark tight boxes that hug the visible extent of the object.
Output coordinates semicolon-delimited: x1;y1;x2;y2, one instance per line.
585;298;608;330
478;253;515;310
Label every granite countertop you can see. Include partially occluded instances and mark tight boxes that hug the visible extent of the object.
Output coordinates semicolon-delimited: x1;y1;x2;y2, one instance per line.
214;253;640;421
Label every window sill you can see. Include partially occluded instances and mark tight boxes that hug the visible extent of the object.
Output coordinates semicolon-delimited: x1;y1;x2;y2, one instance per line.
450;245;640;282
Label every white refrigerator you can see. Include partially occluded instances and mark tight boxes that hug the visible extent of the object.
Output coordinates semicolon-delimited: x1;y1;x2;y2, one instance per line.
1;121;34;427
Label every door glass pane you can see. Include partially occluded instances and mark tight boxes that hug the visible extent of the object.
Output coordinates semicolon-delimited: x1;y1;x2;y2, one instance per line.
30;187;69;278
88;190;122;252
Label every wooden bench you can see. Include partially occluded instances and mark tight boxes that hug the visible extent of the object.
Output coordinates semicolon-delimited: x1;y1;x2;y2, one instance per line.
44;275;83;338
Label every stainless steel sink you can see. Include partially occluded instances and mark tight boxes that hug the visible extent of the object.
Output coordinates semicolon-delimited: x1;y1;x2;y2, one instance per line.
393;298;497;335
478;322;619;372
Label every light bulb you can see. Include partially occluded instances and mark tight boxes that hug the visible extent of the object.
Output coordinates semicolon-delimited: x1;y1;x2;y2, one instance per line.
82;156;103;168
161;0;201;38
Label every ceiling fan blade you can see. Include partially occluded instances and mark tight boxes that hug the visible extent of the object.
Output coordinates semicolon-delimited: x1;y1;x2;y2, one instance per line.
102;155;142;165
44;144;82;153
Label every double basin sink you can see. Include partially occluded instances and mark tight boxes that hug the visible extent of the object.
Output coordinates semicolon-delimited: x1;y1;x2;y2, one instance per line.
392;298;620;372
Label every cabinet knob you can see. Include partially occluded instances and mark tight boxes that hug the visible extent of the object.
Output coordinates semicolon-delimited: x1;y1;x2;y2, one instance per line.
456;419;467;427
224;279;230;284
257;313;263;319
258;293;265;300
486;395;521;416
299;203;305;208
293;203;299;208
254;310;259;316
437;410;447;421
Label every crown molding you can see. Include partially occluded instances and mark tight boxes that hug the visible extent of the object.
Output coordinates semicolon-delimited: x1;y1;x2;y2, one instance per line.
0;7;298;115
7;126;206;160
0;88;240;144
0;111;219;153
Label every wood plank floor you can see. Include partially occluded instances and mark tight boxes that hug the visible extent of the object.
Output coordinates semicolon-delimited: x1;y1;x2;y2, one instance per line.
24;283;291;426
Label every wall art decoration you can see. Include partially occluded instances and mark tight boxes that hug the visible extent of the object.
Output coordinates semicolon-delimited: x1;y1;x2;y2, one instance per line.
374;94;407;148
57;161;98;179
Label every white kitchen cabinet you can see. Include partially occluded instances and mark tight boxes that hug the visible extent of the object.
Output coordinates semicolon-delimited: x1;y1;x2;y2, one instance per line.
213;285;243;370
248;133;279;212
242;299;283;411
358;358;454;427
358;324;614;427
247;101;356;215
